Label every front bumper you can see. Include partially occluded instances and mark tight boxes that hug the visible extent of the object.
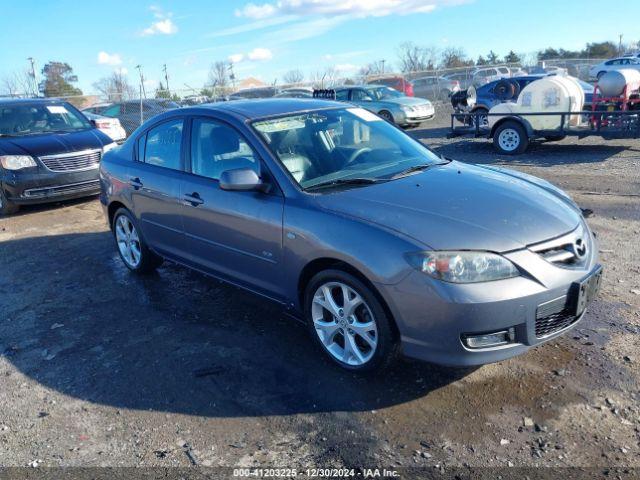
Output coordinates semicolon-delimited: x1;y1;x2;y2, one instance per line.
1;167;100;205
375;230;601;366
398;107;436;125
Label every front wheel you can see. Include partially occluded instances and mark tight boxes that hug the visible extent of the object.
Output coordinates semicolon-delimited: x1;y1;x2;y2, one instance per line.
305;269;399;372
0;188;19;216
112;208;163;273
493;121;529;155
378;110;395;124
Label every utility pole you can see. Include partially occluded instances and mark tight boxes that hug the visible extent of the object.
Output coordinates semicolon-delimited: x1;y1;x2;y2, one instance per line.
162;64;169;93
381;59;386;74
228;62;236;90
135;64;146;99
27;57;37;96
619;34;624;55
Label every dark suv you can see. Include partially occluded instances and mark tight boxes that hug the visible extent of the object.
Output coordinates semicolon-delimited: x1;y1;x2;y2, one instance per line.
0;98;115;215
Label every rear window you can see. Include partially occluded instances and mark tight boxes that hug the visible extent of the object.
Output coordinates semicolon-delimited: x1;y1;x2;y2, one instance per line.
0;103;91;136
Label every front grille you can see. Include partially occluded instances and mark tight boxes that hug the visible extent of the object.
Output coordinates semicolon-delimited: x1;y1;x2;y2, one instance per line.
535;295;578;338
22;180;100;198
39;149;101;172
529;224;589;268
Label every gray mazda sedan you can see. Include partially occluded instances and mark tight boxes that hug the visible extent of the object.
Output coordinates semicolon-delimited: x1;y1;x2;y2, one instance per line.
99;99;602;372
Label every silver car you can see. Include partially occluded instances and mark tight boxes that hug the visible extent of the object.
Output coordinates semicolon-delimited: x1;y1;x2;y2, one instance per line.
100;99;602;372
334;85;434;127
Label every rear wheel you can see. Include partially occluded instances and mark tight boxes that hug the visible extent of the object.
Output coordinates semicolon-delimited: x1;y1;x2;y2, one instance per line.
112;208;163;273
305;269;399;372
0;188;19;216
493;120;529;155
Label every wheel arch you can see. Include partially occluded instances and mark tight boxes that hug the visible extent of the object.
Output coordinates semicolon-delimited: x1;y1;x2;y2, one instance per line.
297;257;400;339
107;200;128;230
490;115;534;138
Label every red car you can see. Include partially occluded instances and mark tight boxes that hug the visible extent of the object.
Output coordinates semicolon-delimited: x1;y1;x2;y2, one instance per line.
367;76;414;97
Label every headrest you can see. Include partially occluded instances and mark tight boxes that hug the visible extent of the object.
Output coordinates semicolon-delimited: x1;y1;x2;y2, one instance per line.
210;125;240;155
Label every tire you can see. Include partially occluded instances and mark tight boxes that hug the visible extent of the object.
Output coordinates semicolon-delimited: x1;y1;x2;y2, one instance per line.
470;107;488;128
304;269;399;372
112;208;163;273
493;120;529;155
378;110;395;124
0;188;19;216
544;135;566;142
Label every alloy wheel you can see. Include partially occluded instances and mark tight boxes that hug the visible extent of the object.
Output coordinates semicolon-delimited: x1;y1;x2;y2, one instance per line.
311;281;378;366
115;215;142;268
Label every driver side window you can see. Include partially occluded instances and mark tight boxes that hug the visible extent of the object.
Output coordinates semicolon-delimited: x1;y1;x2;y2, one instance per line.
351;89;372;101
190;118;258;180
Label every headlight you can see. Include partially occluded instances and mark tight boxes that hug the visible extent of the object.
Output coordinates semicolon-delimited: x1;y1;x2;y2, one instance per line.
400;105;415;113
102;142;118;154
0;155;37;170
406;251;519;283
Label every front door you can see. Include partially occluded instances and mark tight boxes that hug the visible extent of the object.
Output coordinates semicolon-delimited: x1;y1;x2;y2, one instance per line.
129;117;187;260
180;117;285;299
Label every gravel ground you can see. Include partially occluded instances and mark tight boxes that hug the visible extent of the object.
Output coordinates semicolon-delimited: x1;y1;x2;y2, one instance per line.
0;105;638;476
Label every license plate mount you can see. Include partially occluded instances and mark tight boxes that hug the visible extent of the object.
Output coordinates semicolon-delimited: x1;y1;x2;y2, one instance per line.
574;265;603;317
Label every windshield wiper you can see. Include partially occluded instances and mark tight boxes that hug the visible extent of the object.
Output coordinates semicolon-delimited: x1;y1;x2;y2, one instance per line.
305;177;384;191
391;161;449;179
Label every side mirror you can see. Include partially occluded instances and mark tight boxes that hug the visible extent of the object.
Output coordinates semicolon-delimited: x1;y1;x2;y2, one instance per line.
219;167;266;192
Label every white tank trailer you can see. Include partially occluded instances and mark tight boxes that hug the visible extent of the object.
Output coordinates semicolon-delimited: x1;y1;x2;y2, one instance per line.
597;69;640;97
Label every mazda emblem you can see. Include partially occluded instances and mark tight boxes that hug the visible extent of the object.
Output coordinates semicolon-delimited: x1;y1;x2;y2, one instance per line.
574;238;587;258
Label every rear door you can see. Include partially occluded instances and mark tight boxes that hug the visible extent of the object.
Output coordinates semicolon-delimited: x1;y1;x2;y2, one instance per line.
180;116;285;298
128;116;188;260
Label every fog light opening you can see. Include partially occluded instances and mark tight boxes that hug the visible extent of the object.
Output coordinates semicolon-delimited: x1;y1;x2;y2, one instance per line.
464;327;515;349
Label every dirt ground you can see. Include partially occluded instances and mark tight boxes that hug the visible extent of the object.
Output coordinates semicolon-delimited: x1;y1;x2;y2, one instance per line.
0;105;638;477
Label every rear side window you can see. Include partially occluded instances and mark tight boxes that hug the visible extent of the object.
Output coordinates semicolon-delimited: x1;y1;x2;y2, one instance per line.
335;90;349;101
103;104;121;117
190;118;258;180
142;119;183;170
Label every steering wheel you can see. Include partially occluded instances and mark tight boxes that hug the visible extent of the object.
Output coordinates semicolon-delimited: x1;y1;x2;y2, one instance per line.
345;147;372;167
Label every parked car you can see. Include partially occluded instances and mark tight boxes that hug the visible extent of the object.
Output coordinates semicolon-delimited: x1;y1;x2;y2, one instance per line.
82;102;112;115
275;87;313;98
452;75;594;127
83;111;127;144
471;66;511;86
101;99;180;136
229;87;279;100
0;98;116;215
100;98;602;371
332;85;434;127
443;72;474;90
589;57;640;80
367;76;414;97
411;76;460;101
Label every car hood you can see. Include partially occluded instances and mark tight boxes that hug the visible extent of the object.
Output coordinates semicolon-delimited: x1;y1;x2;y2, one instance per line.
0;129;110;157
381;96;431;107
314;161;581;252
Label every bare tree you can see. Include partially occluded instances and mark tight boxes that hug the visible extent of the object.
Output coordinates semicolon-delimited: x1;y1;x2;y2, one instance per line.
440;47;473;69
282;69;304;85
1;70;37;97
310;66;338;88
208;61;229;89
1;75;19;97
93;70;136;102
397;42;438;73
358;60;387;80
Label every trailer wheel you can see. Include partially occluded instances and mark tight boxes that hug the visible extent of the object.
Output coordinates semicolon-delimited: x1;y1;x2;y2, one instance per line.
493;121;529;155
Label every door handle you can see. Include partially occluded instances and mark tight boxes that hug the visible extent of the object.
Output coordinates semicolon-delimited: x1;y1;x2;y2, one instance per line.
183;192;204;206
128;176;143;189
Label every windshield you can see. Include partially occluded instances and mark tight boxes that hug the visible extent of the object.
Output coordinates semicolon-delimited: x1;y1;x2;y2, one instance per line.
369;86;403;100
252;107;443;190
0;103;92;136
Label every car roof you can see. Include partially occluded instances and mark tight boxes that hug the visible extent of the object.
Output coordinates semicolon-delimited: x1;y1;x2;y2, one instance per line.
0;97;70;107
190;98;346;120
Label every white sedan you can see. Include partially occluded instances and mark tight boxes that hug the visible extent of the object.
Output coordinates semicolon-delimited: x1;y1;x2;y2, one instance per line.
589;57;640;80
83;111;126;143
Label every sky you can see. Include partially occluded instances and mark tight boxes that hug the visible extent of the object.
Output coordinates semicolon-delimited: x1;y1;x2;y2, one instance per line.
1;0;639;95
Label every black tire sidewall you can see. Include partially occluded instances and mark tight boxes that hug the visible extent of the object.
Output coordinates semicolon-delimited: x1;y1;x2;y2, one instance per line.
304;269;398;372
112;207;162;273
378;110;394;124
493;121;529;155
0;188;18;215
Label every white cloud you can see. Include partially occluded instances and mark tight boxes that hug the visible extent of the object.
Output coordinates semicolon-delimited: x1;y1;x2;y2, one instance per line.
97;51;122;66
141;7;178;36
229;53;245;64
248;47;273;61
235;0;464;19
